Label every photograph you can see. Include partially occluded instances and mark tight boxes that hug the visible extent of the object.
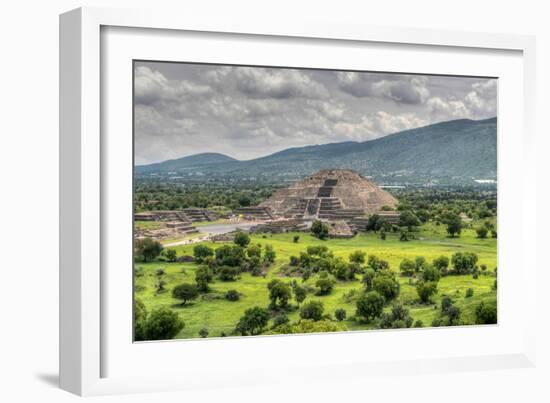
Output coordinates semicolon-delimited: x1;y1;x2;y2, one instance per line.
132;61;498;341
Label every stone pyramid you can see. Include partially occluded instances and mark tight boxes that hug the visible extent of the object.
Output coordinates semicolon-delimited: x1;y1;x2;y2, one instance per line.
260;169;398;219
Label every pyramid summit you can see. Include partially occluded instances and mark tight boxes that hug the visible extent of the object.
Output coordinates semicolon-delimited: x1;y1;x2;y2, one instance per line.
260;169;398;220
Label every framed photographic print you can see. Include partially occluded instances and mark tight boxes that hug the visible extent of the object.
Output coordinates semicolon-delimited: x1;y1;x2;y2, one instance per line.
60;7;537;396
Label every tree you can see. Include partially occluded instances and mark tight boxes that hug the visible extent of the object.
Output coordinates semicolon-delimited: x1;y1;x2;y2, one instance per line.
234;231;251;247
267;279;292;309
366;214;380;231
335;308;347;322
445;214;462;237
172;283;199;305
416;281;438;304
334;260;353;281
476;226;488;238
475;300;497;324
246;244;262;259
293;284;307;306
311;220;329;240
451;252;478;274
432;256;450;272
193;244;214;263
372;272;400;301
134;298;148;341
356;291;385;322
140;308;184;341
235;307;270;335
135;238;163;262
362;268;375;291
368;255;390;271
225;289;240;301
272;313;289;327
421;265;441;282
315;277;335;295
217;265;240;281
238;195;251;207
264;244;276;264
349;250;366;265
215;245;246;267
195;266;213;292
379;303;413;329
300;301;324;321
399;258;416;277
399;210;420;231
165;249;177;262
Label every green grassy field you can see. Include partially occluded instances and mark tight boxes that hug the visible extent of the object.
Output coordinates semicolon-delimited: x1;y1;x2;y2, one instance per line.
134;222;497;339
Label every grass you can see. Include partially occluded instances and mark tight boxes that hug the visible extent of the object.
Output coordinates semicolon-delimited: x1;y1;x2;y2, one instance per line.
135;221;497;339
134;221;162;230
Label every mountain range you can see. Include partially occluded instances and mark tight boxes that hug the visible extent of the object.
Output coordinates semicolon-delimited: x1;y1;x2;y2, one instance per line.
135;117;497;186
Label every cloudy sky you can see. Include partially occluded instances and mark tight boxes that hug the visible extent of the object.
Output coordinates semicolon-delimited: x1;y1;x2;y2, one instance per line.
134;61;497;165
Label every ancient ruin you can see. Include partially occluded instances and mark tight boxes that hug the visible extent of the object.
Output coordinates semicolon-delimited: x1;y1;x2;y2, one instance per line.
260;169;398;220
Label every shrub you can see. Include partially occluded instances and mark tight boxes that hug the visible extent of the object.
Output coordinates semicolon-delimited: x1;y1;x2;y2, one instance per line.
235;307;270;335
234;231;251;247
451;252;478;274
315;277;335;296
356;291;385;322
215;245;246;267
195;266;213;292
372;272;400;301
293;235;300;243
156;268;165;276
476;227;488;238
272;314;290;327
165;249;177;262
311;220;329;240
349;250;366;265
399;259;416;277
138;308;184;341
475;301;497;324
172;283;199;305
293;284;307;305
432;256;450;272
217;266;240;281
198;327;209;338
225;289;240;301
193;244;214;263
421;265;441;282
267;279;292;309
379;303;413;329
335;308;347;322
263;244;276;264
135;238;163;262
246;244;262;259
300;301;324;321
465;288;474;298
368;255;390;271
413;320;424;328
416;281;438;304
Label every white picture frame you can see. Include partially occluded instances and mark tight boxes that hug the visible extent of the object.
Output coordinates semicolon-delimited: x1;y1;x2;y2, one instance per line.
60;6;537;396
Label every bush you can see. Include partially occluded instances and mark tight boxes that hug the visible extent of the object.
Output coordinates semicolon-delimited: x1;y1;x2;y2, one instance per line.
198;327;209;338
195;266;213;292
172;283;199;305
399;259;415;277
432;256;450;272
311;220;329;240
267;279;292;309
193;244;214;263
421;265;441;282
465;288;474;298
349;250;366;264
379;303;413;329
413;320;424;328
356;291;385;322
315;277;335;295
235;306;270;335
451;252;478;274
293;284;307;305
335;308;347;322
272;314;290;327
368;255;390;271
263;244;276;264
246;244;262;259
225;289;240;301
234;231;251;247
135;238;163;262
138;308;184;341
372;272;400;301
300;301;324;321
165;249;177;262
476;227;488;238
475;301;497;324
293;235;300;243
217;266;240;281
416;281;438;304
215;245;246;267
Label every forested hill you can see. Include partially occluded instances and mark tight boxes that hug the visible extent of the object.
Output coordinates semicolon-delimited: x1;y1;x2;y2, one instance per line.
135;117;497;186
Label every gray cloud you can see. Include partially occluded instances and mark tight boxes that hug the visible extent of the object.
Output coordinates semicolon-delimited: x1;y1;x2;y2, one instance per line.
134;62;497;165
